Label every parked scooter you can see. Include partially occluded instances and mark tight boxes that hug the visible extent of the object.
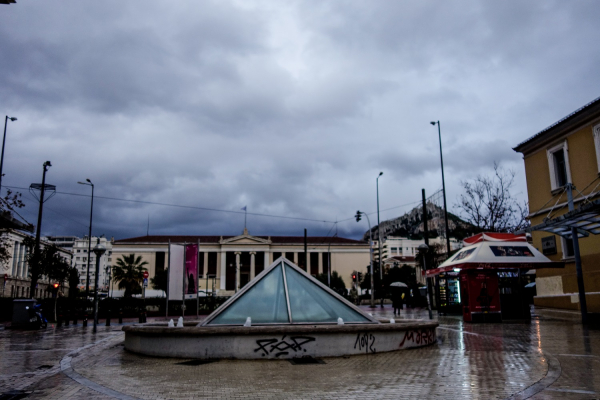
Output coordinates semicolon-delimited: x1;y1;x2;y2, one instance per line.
25;304;48;329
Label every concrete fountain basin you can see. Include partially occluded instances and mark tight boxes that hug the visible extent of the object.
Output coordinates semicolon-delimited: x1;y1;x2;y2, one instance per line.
123;319;438;359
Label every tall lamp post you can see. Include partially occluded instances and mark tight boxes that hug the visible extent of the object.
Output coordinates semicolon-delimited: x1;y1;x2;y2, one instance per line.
430;121;451;256
0;116;17;193
355;210;375;308
78;179;94;298
92;240;106;333
376;172;383;280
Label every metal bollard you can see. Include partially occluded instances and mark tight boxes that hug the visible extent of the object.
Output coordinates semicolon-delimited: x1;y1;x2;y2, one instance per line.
106;314;111;326
57;314;63;327
83;314;88;328
118;310;123;324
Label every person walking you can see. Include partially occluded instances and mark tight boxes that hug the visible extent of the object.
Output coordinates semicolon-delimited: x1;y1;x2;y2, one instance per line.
392;289;403;315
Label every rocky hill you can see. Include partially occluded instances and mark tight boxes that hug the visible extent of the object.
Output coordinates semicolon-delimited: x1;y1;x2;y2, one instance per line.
362;202;477;242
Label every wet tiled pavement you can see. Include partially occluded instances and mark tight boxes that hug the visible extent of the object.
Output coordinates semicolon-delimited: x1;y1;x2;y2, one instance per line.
1;307;599;399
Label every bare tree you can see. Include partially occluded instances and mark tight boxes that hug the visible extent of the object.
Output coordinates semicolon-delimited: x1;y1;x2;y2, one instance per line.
456;163;529;233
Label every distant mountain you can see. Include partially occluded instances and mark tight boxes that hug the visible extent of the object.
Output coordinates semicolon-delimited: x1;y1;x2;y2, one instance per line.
362;202;477;242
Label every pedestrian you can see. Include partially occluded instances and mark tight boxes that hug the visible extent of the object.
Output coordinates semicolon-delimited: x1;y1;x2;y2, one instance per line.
349;286;359;305
392;289;403;315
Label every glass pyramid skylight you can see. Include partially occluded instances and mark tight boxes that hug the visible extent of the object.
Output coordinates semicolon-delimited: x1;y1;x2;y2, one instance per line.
202;258;378;326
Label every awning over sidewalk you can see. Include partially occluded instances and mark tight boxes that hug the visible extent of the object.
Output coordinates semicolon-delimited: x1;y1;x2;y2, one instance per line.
525;197;600;239
426;235;563;277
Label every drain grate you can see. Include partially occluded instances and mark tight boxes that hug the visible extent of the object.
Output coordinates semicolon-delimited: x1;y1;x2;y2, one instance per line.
0;390;29;400
289;357;325;365
176;359;216;366
36;365;53;370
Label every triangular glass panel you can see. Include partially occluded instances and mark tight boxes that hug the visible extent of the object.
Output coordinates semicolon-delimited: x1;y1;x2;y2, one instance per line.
203;257;377;326
284;263;370;323
207;264;289;325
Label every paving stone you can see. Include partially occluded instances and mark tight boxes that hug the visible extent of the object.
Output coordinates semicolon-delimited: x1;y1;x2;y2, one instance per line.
1;307;599;399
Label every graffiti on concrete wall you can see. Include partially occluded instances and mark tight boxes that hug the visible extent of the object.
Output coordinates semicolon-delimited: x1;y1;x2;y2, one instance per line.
399;328;435;348
354;333;376;354
254;335;316;357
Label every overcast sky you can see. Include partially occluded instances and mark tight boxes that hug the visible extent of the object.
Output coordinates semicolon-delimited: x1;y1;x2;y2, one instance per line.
1;1;599;241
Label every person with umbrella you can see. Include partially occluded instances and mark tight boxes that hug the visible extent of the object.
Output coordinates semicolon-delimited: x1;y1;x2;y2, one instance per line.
390;282;407;315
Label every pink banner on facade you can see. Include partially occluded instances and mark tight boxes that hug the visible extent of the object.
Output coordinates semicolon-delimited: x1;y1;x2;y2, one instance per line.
185;244;198;296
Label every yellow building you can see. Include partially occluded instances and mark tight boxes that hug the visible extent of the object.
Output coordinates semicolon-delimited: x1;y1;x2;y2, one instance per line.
514;96;600;312
112;229;370;295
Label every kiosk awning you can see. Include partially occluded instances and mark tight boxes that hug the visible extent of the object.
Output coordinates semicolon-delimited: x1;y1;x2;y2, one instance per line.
426;237;564;277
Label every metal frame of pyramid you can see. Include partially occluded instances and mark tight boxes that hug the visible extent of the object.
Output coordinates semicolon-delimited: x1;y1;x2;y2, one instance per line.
201;257;380;326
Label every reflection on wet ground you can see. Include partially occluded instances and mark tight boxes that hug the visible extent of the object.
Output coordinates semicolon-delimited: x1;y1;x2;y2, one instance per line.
1;306;598;399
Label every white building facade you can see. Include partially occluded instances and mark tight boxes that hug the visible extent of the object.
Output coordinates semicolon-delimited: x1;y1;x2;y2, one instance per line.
72;236;114;291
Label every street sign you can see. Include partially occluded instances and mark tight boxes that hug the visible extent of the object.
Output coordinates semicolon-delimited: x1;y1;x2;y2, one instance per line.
143;271;149;279
143;278;148;287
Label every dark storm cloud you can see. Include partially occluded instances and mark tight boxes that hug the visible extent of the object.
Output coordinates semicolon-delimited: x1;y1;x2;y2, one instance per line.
1;0;599;240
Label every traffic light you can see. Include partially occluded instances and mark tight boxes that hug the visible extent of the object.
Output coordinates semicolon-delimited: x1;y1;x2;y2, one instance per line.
352;273;357;281
53;283;59;289
358;272;363;282
355;211;361;222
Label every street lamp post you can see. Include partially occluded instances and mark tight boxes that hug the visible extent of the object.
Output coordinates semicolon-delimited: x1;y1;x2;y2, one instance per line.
430;121;452;256
355;210;375;308
92;240;106;333
0;116;17;194
376;172;383;280
418;243;433;320
78;179;94;298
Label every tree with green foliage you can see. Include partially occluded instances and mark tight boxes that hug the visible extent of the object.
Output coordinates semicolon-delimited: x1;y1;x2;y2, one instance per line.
316;271;346;293
23;237;71;289
0;189;26;270
150;268;168;293
67;266;80;298
112;254;148;297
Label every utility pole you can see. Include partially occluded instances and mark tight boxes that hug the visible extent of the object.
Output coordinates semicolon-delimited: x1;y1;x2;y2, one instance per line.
355;211;375;308
431;121;452;256
30;161;52;297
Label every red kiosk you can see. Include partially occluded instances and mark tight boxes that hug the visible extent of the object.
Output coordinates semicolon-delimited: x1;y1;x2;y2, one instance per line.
426;233;564;322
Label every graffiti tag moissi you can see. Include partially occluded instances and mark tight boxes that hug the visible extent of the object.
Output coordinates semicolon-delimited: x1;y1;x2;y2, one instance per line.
254;335;316;357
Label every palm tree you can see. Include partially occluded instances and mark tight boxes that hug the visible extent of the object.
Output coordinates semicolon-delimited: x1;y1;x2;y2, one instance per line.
112;254;148;297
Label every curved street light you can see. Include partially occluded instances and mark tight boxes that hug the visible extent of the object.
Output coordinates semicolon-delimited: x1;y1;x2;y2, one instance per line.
0;116;17;193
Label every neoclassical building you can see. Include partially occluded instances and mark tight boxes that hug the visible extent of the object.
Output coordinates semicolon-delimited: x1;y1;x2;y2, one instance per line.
112;230;370;295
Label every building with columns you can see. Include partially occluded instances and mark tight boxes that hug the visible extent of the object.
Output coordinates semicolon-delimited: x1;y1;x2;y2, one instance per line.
112;230;370;295
1;229;73;298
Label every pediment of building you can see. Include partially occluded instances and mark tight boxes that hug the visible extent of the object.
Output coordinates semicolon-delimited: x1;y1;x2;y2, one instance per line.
220;231;271;245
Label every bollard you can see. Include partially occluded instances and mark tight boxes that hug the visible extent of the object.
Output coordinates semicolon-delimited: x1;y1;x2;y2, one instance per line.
118;310;123;324
83;314;88;328
106;314;111;326
138;312;143;323
57;314;63;327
